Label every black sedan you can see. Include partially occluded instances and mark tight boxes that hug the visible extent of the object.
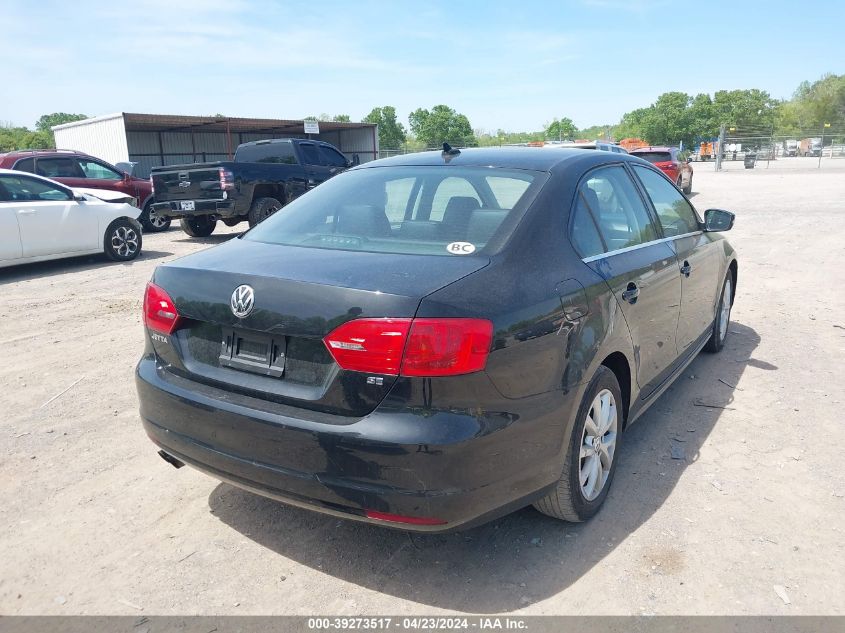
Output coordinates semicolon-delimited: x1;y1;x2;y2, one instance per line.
136;147;737;531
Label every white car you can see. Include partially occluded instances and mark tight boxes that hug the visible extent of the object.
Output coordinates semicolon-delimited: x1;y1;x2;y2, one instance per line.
0;168;143;268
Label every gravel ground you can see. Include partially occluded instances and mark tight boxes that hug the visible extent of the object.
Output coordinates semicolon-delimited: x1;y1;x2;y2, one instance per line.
1;164;844;616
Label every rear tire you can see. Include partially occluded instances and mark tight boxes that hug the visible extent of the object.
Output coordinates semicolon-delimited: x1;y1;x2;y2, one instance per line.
248;197;283;227
140;201;171;232
104;218;142;261
682;175;692;195
222;217;242;227
704;271;733;353
180;215;217;237
534;366;622;522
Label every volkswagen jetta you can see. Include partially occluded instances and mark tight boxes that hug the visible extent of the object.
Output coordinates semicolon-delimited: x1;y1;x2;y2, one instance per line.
136;147;736;531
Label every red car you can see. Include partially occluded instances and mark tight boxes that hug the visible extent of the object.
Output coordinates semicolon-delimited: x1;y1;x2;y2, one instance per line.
629;146;693;195
0;149;169;232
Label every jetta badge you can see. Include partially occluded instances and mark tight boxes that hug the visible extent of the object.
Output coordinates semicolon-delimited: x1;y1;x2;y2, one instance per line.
230;285;255;318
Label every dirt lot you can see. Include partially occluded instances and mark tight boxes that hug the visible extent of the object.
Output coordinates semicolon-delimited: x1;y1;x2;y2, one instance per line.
1;163;844;616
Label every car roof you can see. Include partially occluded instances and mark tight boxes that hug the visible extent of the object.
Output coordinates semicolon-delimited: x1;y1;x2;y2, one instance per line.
0;149;91;160
630;146;675;152
358;147;643;172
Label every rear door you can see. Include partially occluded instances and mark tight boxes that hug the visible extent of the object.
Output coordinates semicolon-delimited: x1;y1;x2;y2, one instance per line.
2;174;99;256
297;143;332;189
575;165;682;392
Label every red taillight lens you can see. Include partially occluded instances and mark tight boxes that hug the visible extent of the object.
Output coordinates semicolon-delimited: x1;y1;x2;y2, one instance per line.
322;317;493;377
149;175;155;196
219;167;235;191
365;510;447;526
324;318;412;375
401;318;493;377
143;282;181;335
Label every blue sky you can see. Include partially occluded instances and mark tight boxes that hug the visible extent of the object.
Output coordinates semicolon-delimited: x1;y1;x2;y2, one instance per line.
4;0;843;133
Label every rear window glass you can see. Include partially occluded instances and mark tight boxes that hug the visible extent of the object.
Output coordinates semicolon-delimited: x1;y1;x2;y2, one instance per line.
245;166;542;256
235;142;296;164
632;151;672;164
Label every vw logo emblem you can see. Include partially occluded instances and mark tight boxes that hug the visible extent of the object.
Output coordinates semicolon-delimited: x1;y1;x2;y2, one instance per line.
230;284;255;318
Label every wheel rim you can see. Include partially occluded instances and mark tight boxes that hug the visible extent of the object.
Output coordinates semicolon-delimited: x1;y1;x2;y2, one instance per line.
261;204;280;222
579;388;618;501
719;277;732;341
111;226;138;257
147;207;168;229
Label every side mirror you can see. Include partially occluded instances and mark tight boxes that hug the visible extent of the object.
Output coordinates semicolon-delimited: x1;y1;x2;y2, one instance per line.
351;153;360;167
704;208;735;232
73;193;87;202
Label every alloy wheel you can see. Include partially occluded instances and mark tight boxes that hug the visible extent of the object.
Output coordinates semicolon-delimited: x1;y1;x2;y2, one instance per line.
111;226;139;257
579;388;618;501
719;277;732;342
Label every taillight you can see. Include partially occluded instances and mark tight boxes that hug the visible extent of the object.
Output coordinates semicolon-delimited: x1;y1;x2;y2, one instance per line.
143;282;181;335
149;175;155;196
322;317;493;377
219;167;235;191
324;318;411;375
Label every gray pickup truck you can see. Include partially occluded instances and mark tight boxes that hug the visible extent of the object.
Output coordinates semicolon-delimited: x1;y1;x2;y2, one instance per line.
150;138;356;237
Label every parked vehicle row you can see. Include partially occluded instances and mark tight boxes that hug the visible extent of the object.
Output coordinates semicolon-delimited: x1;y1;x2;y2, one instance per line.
629;146;693;194
136;147;737;531
0;149;168;232
0;168;142;268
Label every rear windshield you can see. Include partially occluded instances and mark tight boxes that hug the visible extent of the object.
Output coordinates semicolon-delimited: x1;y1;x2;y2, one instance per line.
245;166;542;256
632;151;672;164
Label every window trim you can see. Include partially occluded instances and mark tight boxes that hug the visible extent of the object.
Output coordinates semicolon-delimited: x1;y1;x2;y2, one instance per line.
581;230;702;263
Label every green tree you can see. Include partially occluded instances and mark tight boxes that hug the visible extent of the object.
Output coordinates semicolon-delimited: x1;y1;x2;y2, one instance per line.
363;106;407;150
333;114;351;122
792;73;845;128
408;104;474;148
545;117;577;141
35;112;88;132
31;112;87;148
0;124;52;151
711;89;776;134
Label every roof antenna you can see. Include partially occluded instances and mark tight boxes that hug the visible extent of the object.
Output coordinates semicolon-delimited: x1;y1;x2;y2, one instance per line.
442;142;460;163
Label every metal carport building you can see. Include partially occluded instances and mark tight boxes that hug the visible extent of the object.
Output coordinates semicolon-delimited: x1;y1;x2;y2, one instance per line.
52;113;379;178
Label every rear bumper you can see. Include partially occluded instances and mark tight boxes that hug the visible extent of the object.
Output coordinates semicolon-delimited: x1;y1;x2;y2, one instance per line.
135;356;570;532
151;199;239;219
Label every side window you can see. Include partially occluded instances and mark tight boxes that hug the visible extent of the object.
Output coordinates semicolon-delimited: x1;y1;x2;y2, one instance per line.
14;158;35;173
298;144;321;166
77;159;123;180
581;166;658;251
0;175;72;201
430;177;481;221
632;166;700;236
318;146;348;168
570;192;606;258
35;157;83;178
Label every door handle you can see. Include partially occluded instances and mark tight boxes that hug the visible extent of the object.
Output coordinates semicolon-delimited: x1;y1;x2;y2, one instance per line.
17;209;36;215
680;261;692;277
621;282;639;304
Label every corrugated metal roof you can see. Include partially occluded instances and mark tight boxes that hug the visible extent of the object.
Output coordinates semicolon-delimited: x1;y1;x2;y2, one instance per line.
52;112;376;134
120;112;375;133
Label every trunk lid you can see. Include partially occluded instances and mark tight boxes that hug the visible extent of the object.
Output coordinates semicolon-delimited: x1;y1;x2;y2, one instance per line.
151;162;232;201
151;238;489;417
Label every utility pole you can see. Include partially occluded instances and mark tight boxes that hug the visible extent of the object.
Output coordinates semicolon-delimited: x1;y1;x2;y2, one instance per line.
819;122;830;168
715;124;726;171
